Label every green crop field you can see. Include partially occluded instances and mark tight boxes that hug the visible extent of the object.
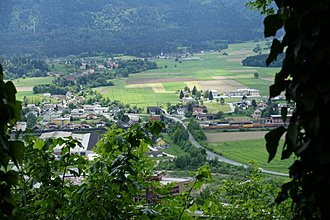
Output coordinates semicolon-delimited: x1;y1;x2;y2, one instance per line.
207;139;295;174
95;40;279;108
203;101;230;113
10;77;54;101
12;77;54;87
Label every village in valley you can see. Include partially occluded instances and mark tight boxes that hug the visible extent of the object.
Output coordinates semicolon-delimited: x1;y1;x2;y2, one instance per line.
8;41;294;197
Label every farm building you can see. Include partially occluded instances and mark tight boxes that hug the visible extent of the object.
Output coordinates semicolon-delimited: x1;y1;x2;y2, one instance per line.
227;89;260;97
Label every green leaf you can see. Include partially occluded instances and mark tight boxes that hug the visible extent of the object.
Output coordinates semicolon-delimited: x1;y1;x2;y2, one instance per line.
264;14;283;37
189;203;197;213
146;121;165;136
4;81;17;104
269;80;290;98
196;165;211;181
9;140;25;162
266;39;283;66
282;122;298;159
265;126;286;163
33;139;45;150
281;107;288;122
7;170;18;186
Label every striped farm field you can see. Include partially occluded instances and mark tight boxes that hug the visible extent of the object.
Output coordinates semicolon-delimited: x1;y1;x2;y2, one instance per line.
199;79;247;93
125;83;173;93
95;40;279;107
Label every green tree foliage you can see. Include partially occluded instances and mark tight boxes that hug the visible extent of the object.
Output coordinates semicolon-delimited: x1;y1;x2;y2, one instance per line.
192;86;197;96
0;57;49;79
115;59;157;76
33;83;68;95
208;91;214;100
220;97;225;105
203;90;209;99
215;111;224;119
195;91;202;100
251;99;257;108
26;112;37;128
242;53;285;67
187;120;206;142
170;122;189;144
249;0;330;218
184;85;190;93
201;165;293;219
0;0;262;57
0;64;23;218
253;72;259;79
179;90;184;99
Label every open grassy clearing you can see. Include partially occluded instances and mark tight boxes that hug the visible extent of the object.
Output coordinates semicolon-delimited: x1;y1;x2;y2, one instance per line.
162;134;186;156
16;91;34;101
203;102;230;113
95;86;179;109
12;77;54;87
51;63;75;74
162;82;185;92
11;77;54;101
207;139;294;173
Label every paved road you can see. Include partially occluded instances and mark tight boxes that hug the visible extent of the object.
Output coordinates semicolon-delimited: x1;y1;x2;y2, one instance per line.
163;113;288;177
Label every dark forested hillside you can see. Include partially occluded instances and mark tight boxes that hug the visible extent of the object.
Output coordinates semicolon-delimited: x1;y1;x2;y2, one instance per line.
0;0;262;57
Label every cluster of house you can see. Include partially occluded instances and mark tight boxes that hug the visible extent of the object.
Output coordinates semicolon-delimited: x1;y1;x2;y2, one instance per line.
17;92;113;131
181;88;261;103
38;131;190;196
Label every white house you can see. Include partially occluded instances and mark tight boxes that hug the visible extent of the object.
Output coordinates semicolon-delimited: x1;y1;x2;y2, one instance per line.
210;89;219;98
182;97;195;103
40;131;99;159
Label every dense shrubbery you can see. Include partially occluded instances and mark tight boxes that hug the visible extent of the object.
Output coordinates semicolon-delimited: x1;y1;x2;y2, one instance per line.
187;119;207;142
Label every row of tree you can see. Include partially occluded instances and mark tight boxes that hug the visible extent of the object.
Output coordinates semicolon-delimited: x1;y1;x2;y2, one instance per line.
242;53;285;67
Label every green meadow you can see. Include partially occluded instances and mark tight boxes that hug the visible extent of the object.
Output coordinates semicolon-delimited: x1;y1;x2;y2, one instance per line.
207;139;295;173
12;77;54;87
96;40;280;107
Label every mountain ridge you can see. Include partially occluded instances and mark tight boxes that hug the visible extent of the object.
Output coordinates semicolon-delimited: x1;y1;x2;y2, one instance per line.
0;0;263;57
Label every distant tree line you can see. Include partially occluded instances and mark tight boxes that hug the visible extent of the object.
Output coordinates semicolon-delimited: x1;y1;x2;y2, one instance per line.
0;56;49;79
242;53;285;67
115;59;157;77
33;84;67;95
75;73;114;88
